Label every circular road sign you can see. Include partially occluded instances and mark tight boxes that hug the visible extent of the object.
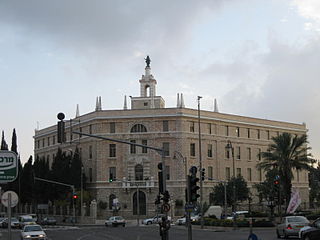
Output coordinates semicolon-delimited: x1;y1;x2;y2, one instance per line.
1;191;19;208
161;203;170;213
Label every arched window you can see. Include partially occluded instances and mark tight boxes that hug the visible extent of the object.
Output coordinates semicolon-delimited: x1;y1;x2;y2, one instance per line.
109;194;116;210
131;124;147;133
135;164;143;180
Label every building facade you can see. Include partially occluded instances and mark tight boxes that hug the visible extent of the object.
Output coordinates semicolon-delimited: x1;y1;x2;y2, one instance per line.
34;60;309;218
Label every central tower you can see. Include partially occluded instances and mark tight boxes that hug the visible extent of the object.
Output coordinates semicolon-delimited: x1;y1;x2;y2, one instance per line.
131;56;165;109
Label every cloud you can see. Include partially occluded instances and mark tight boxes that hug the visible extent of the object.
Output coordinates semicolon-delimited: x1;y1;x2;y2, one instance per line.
292;0;320;31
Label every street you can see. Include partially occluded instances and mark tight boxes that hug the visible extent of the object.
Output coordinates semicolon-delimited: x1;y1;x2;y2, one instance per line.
1;224;280;240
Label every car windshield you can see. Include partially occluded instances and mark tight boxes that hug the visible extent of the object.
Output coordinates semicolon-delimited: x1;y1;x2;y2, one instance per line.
288;217;308;223
24;225;42;232
115;217;123;220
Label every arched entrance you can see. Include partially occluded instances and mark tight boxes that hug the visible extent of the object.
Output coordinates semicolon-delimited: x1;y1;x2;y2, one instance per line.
133;190;146;215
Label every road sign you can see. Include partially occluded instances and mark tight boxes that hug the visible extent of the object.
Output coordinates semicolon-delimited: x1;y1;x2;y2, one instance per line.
161;203;170;212
1;191;19;208
0;151;18;183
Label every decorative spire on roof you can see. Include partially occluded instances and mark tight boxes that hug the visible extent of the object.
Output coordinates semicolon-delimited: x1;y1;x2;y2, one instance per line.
177;93;180;108
145;55;151;68
76;104;80;118
214;98;219;113
123;95;128;110
99;96;102;110
180;93;185;108
95;96;102;111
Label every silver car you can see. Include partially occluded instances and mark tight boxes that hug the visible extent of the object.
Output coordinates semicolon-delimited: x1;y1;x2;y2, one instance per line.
105;216;126;227
21;224;46;240
276;216;309;238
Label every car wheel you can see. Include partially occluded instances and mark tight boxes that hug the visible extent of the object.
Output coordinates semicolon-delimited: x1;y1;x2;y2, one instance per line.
276;229;282;239
283;231;288;239
147;221;152;225
122;224;125;227
303;235;311;240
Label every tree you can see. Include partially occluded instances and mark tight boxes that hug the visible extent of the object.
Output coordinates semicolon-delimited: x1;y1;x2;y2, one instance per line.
20;156;34;203
256;132;312;208
309;161;320;207
211;176;250;207
1;131;8;150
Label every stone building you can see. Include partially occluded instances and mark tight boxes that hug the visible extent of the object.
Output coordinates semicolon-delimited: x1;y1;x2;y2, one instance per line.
34;58;309;218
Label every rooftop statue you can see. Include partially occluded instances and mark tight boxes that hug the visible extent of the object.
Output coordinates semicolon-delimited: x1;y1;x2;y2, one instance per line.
145;55;151;67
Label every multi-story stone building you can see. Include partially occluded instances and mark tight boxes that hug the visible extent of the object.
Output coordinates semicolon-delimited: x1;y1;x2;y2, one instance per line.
34;59;309;218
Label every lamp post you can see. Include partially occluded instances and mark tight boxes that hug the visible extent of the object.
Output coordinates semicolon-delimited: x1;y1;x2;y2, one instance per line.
81;166;84;223
173;151;191;240
197;96;204;229
226;140;236;229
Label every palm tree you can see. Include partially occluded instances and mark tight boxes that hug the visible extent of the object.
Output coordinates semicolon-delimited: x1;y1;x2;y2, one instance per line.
257;132;312;207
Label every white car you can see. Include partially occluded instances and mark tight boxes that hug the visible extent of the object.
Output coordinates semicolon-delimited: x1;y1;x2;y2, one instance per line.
142;215;171;225
21;224;46;240
176;215;200;225
105;216;126;227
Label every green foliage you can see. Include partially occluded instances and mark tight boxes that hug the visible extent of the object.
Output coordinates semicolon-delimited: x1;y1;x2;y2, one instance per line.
98;201;108;210
175;199;183;207
256;132;312;207
211;176;250;206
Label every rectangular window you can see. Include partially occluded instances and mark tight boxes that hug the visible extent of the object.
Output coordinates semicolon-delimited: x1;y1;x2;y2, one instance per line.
47;137;50;146
130;140;136;154
258;148;261;161
89;168;92;182
165;166;170;180
208;123;212;134
208;166;213;179
142;139;148;153
236;127;240;137
236;146;241;160
226;167;230;180
163;120;169;132
42;139;45;148
297;170;300;182
53;136;55;145
259;169;262;182
236;168;241;177
110;122;115;133
190;122;195;132
247;128;250;138
163;142;170;156
79;127;83;138
225;126;229;136
257;129;260;139
225;147;230;159
89;145;92;159
267;130;270;140
247;147;251;161
190;143;196;157
109;144;116;157
207;144;213;158
247;168;252;181
109;167;116;181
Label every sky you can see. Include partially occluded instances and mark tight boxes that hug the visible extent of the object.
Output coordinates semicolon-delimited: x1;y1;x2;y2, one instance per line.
1;0;320;164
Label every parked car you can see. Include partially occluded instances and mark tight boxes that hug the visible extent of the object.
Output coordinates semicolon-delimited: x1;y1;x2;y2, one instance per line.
105;216;126;227
21;224;46;240
176;214;200;225
1;218;20;228
276;216;309;239
226;211;249;220
300;217;320;240
40;217;57;225
142;214;171;225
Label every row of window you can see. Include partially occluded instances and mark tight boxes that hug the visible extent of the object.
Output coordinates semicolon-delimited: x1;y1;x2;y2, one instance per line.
36;121;278;149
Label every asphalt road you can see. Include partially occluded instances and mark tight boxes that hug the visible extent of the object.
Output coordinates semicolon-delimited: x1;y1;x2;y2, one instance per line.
1;224;280;240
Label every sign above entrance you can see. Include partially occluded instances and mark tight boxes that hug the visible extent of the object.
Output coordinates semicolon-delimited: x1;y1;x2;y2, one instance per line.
0;151;18;183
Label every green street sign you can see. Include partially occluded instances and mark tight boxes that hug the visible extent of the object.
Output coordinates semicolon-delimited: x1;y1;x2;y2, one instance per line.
0;151;18;183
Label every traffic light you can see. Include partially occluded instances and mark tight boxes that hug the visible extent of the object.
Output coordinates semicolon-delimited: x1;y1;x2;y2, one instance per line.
163;190;170;203
189;167;200;203
73;193;78;199
158;163;164;194
274;175;280;186
201;168;205;181
109;178;113;183
155;195;161;205
57;112;65;143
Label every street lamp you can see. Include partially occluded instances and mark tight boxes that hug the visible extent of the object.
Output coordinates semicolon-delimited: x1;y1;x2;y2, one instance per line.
197;96;204;229
225;140;236;228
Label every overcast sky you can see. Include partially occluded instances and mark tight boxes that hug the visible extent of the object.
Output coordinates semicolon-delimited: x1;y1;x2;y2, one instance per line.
1;0;319;164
